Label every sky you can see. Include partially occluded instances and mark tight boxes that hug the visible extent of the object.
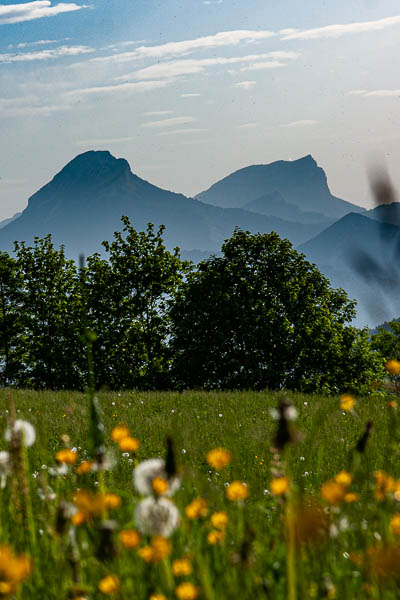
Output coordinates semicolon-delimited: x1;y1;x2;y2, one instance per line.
1;0;400;219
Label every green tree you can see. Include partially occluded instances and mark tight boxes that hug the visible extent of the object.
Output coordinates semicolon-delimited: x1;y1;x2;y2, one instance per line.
370;319;400;361
170;228;383;392
0;251;24;385
15;236;84;389
86;217;190;389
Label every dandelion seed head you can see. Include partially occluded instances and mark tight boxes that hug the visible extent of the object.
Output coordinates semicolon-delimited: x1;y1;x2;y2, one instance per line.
135;497;179;537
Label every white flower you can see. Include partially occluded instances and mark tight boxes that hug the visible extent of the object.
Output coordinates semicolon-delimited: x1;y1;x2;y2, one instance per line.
135;497;179;537
0;451;9;470
133;458;180;496
5;420;36;447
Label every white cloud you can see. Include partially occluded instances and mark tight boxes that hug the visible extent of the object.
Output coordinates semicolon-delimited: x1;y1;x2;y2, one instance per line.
204;0;223;4
77;136;135;146
234;81;256;90
0;45;93;63
238;122;257;129
91;30;276;64
120;51;299;81
0;1;85;25
347;89;367;95
67;79;170;98
1;103;73;117
8;38;69;49
143;110;174;116
158;128;207;136
353;89;400;97
142;116;196;129
280;119;319;128
181;93;201;97
280;14;400;40
240;60;286;71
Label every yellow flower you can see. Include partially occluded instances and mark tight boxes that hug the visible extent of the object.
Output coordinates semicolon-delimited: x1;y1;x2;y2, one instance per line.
111;424;130;442
98;575;120;595
104;494;122;509
55;449;78;464
152;477;169;496
149;595;167;600
76;460;93;475
207;529;226;545
390;514;400;536
0;546;31;596
386;359;400;376
118;436;140;452
340;394;355;412
270;477;290;496
185;498;208;519
388;400;398;409
321;480;346;505
344;493;359;503
71;510;86;526
172;558;192;577
175;582;198;600
210;511;228;530
119;529;141;549
138;536;171;563
206;448;232;470
225;481;249;502
374;471;396;500
334;471;352;487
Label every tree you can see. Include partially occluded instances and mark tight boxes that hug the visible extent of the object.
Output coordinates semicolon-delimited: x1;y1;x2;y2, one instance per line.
169;228;383;392
14;236;84;389
370;319;400;361
0;251;24;385
86;217;190;389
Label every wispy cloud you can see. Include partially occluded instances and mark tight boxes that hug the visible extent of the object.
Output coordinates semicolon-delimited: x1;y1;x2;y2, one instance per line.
91;30;276;64
280;14;400;40
234;81;256;90
0;1;85;25
0;45;93;63
8;38;70;49
348;89;400;97
77;136;135;146
240;60;286;71
143;110;174;116
158;128;207;136
67;79;170;98
238;122;257;129
142;116;196;129
119;51;299;81
181;93;201;98
280;119;319;128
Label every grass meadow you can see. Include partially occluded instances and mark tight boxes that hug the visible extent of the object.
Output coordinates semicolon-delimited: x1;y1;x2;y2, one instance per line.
1;388;400;599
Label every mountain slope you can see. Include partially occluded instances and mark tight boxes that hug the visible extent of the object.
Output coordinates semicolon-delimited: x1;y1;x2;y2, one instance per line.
196;155;364;219
243;190;333;225
0;151;326;258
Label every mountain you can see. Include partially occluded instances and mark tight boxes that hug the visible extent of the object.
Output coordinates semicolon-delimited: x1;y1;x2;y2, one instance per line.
365;201;400;226
243;190;333;225
298;212;400;326
0;151;328;259
196;155;364;219
0;212;21;230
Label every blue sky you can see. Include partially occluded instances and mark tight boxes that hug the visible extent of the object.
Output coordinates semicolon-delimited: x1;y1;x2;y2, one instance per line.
1;0;400;219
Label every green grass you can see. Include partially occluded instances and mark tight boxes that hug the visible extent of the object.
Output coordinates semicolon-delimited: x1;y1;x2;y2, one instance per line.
1;388;400;599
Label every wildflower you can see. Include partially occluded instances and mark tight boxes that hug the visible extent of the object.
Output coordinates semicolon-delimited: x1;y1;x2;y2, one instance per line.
206;448;232;470
175;582;198;600
104;493;122;509
138;536;171;563
0;546;32;596
374;471;396;500
76;460;93;475
98;575;120;595
72;490;120;522
119;529;140;549
340;394;355;412
150;595;167;600
386;359;400;376
185;498;208;519
118;437;140;453
226;481;249;502
390;515;400;535
172;558;192;577
135;497;179;537
71;510;86;526
270;477;290;496
133;459;180;497
207;529;226;545
210;511;228;530
111;424;130;442
334;471;352;487
152;477;169;496
4;420;36;447
321;481;347;505
344;493;360;503
56;449;78;464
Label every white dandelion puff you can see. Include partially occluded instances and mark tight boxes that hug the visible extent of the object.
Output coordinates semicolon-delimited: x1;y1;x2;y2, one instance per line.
5;420;36;447
135;496;179;537
133;458;180;496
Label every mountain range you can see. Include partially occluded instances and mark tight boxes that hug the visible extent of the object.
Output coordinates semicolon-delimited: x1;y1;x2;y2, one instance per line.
1;150;399;327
